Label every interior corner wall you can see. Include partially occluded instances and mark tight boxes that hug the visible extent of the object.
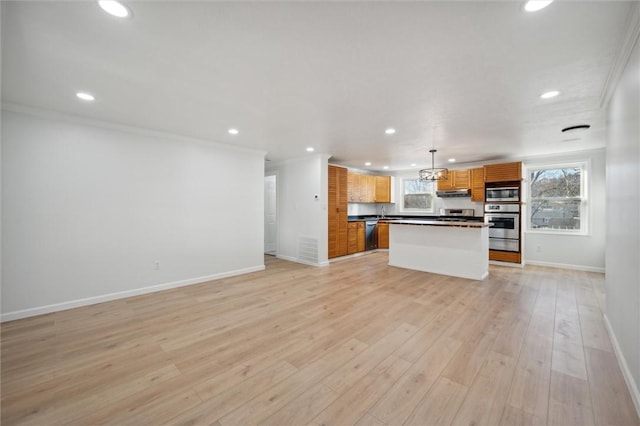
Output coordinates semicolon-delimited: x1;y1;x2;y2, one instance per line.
1;109;265;320
267;155;328;266
606;34;640;409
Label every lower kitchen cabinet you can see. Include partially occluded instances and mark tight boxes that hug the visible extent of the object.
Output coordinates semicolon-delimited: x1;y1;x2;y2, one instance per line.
378;222;389;249
348;221;366;254
489;250;521;263
357;222;365;252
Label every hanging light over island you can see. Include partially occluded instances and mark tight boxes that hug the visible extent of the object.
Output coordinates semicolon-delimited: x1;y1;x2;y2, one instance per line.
418;149;448;181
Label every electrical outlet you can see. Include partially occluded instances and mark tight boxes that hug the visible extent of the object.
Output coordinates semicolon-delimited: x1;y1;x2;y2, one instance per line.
154;260;160;270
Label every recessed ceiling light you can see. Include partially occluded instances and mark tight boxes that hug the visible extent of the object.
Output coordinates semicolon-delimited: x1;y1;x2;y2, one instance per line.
524;0;553;12
385;128;396;135
306;147;315;152
76;92;95;101
411;163;417;167
364;162;372;166
448;158;456;163
98;0;130;18
383;166;389;170
540;90;560;99
228;128;239;135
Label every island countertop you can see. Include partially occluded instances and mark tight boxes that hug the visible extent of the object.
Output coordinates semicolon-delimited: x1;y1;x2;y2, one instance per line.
388;220;490;228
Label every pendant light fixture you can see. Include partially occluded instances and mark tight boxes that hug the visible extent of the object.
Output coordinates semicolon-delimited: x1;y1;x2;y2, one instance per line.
418;149;448;181
418;127;448;181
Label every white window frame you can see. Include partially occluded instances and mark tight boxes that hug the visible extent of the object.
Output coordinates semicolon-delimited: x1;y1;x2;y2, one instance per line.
526;161;589;235
399;177;436;214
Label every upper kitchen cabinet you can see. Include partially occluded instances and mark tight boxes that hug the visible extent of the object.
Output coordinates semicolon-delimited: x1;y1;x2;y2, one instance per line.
484;162;522;183
470;168;484;202
347;172;392;203
374;176;391;203
437;169;471;191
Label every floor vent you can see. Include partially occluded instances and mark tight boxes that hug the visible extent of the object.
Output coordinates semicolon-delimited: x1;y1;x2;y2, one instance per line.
298;236;319;264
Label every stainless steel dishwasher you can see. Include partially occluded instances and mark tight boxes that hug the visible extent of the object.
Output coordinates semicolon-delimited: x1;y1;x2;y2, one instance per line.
365;220;378;250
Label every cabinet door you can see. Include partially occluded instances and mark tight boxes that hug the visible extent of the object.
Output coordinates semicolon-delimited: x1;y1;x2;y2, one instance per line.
378;222;389;249
347;222;358;254
437;172;454;190
484;162;522;183
375;176;391;203
453;169;470;189
355;174;365;202
329;165;348;259
347;172;356;202
357;222;365;252
365;175;376;203
470;167;484;202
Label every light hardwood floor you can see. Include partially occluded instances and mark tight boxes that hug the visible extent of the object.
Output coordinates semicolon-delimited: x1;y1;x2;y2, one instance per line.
2;252;638;425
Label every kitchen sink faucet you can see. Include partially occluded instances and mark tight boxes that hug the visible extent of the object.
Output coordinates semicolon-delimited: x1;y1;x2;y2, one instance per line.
380;206;386;219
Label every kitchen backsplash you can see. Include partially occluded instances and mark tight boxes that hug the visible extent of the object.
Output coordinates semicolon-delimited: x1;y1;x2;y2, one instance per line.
348;197;482;217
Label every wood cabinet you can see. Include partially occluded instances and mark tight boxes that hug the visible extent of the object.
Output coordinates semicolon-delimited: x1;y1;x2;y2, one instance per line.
378;222;389;249
347;221;366;254
347;222;358;254
374;176;391;203
470;167;484;202
365;175;376;203
484;161;522;183
348;172;392;203
357;222;365;252
328;165;348;259
489;250;521;263
437;169;471;191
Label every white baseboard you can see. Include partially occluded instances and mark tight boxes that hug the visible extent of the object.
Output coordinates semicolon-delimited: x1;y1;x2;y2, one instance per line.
604;314;640;418
276;254;329;267
524;260;605;273
1;265;265;322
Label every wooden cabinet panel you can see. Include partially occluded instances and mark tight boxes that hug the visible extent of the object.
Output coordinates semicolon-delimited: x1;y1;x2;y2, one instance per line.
365;175;376;203
347;222;358;255
453;169;470;189
357;222;365;252
375;176;391;203
347;173;391;203
489;250;521;263
484;162;522;183
470;167;484;202
437;173;454;191
437;170;470;191
378;222;389;249
329;165;348;259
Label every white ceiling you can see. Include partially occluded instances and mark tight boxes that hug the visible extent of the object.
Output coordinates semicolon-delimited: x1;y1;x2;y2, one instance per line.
1;1;634;171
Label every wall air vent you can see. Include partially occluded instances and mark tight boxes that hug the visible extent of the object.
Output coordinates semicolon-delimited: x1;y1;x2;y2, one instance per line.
297;236;319;264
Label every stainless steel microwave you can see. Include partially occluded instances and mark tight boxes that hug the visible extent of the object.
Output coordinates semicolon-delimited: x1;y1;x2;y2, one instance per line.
485;187;519;202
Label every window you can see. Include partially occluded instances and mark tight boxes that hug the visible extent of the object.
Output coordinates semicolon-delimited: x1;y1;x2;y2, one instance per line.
401;178;435;213
528;162;587;233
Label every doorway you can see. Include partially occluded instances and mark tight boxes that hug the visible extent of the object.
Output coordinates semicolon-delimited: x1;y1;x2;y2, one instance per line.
264;174;277;255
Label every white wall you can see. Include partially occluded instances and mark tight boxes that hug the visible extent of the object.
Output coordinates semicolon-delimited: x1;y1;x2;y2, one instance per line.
266;154;329;266
606;33;640;409
1;108;266;320
523;149;606;272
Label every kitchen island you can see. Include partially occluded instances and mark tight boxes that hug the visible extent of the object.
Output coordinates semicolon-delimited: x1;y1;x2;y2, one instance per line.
388;220;490;280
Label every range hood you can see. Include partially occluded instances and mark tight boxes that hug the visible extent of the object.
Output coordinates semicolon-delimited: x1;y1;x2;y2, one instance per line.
436;189;471;198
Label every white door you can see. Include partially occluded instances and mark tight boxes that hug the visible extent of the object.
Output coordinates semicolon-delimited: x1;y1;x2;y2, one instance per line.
264;175;277;255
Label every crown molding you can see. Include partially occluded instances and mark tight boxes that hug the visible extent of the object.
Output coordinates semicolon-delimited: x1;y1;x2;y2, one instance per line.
1;101;267;158
600;1;640;109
